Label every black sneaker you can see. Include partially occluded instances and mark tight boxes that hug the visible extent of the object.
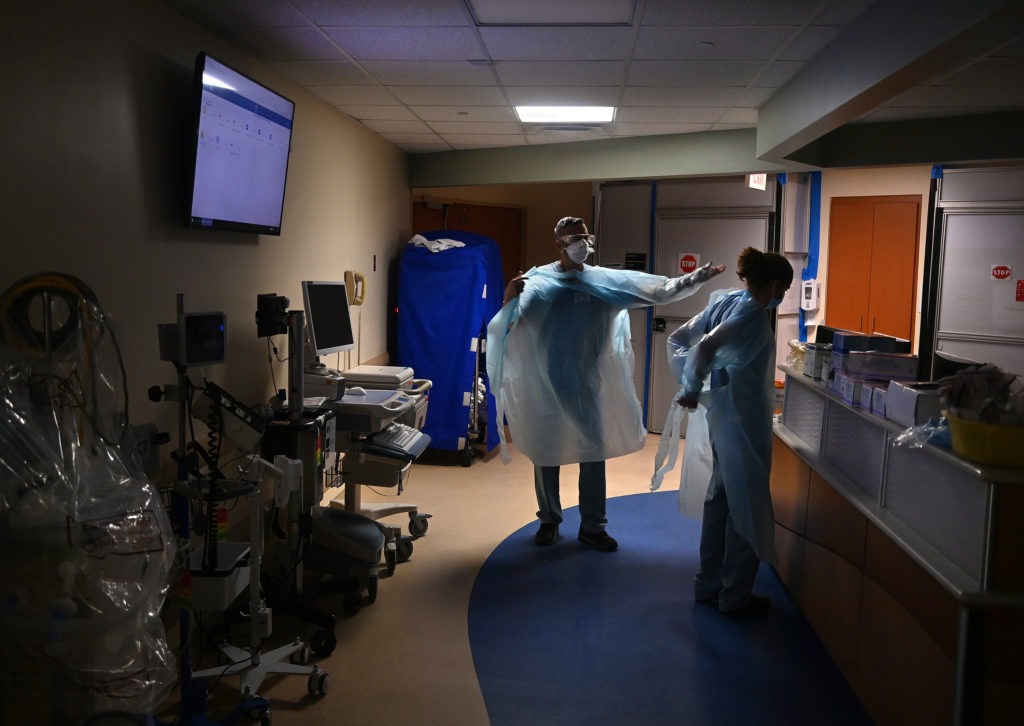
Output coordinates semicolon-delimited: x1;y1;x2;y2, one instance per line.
577;527;618;552
534;523;559;546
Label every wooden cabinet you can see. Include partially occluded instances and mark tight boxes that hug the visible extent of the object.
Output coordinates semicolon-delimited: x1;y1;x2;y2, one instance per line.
773;368;1024;725
825;195;919;340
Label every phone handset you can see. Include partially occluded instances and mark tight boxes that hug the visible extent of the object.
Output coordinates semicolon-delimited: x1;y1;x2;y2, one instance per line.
344;270;366;306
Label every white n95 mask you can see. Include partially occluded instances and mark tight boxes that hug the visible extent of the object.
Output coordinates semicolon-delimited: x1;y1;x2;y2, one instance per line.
565;238;594;264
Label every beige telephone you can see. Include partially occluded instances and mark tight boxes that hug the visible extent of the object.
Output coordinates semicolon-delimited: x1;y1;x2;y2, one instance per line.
344;270;365;306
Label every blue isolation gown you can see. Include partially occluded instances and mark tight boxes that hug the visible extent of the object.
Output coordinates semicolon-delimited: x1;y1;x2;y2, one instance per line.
659;288;779;564
486;262;712;468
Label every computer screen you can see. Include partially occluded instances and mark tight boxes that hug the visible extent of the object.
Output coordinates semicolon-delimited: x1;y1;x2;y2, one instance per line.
185;52;295;235
301;280;355;359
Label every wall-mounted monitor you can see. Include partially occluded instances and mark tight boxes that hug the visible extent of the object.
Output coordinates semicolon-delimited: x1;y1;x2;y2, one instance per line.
301;280;355;362
185;52;295;235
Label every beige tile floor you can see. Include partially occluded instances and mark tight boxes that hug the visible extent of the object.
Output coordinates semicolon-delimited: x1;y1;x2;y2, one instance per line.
159;433;672;725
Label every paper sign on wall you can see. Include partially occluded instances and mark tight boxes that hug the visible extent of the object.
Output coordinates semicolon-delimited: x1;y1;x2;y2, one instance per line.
677;252;701;274
1017;280;1024;302
992;264;1012;280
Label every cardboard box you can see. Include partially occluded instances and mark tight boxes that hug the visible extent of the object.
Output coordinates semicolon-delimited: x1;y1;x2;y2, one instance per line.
803;343;832;379
884;380;944;427
838;351;919;381
831;331;909;354
821;356;836;390
871;384;888;416
835;371;867;406
859;380;883;410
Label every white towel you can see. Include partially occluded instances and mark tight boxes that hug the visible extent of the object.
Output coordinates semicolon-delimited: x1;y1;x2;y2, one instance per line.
410;234;465;253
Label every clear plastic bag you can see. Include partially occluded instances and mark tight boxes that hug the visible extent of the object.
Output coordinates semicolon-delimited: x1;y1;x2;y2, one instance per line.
892;415;952;450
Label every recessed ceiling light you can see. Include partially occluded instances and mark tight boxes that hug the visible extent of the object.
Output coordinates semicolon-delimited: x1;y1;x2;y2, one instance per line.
515;106;615;123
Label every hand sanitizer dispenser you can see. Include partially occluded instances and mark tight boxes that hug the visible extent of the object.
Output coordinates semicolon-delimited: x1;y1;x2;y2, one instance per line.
800;280;820;311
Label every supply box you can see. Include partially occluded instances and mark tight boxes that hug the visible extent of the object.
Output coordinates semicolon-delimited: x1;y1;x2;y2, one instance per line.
833;351;919;381
884;381;944;427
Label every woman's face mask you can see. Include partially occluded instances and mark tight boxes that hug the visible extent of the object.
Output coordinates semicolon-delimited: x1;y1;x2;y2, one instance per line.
766;296;784;310
562;234;594;264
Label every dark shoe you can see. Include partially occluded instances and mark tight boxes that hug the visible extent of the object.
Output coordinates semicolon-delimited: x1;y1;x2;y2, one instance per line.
695;593;719;607
578;527;618;552
721;594;770;617
534;523;559;546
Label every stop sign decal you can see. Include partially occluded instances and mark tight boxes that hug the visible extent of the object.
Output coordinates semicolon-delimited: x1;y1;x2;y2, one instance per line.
992;265;1011;280
679;253;699;274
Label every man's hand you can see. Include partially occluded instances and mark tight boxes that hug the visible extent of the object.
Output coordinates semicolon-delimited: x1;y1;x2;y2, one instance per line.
677;393;699;409
693;262;727;283
503;271;527;304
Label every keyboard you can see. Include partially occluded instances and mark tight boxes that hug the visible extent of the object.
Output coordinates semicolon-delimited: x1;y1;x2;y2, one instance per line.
366;422;430;459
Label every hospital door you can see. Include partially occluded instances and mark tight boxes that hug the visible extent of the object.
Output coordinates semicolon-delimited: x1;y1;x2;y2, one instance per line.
647;213;771;431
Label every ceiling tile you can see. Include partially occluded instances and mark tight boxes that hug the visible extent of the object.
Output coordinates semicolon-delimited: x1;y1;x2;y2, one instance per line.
340;106;418;121
609;122;710;135
479;27;636;60
163;0;310;28
446;134;529;149
324;27;487;61
495;60;626;86
390;86;507;105
427;121;523;134
635;27;802;61
617;106;723;123
412;106;520;122
268;60;375;85
468;0;636;25
310;85;400;105
218;26;347;62
640;0;826;27
293;0;474;27
628;60;764;86
622;86;743;106
360;60;497;85
360;118;434;133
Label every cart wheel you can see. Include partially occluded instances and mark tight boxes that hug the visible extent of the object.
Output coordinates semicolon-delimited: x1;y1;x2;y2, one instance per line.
308;669;330;696
460;445;474;467
310;629;337;656
367;574;378;603
409;513;430;537
396;537;414;562
289;644;311;665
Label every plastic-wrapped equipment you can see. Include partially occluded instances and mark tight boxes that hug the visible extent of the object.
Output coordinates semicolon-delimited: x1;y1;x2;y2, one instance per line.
0;273;176;723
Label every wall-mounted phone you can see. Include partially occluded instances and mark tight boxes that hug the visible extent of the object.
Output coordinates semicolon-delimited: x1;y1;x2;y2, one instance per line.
344;270;365;306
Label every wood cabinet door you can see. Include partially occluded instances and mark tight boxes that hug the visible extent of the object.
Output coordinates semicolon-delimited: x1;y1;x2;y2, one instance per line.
826;198;875;332
867;199;919;340
826;195;919;340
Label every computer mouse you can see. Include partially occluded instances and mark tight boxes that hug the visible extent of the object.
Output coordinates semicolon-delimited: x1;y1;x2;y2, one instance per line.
347;386;367;396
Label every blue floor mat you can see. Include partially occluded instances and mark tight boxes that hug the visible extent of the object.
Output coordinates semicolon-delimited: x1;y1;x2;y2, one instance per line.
468;491;873;726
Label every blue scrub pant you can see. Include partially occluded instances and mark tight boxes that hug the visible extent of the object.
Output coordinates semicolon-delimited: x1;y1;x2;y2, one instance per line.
693;449;761;611
534;462;608;533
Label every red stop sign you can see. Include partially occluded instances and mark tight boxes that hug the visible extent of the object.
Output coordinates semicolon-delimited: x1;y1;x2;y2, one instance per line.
993;265;1011;280
680;254;698;273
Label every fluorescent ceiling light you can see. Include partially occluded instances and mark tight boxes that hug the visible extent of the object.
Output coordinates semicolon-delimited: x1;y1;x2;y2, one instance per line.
515;106;615;123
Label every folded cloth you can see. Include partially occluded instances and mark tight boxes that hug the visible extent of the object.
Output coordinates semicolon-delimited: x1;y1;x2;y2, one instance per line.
409;234;465;253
